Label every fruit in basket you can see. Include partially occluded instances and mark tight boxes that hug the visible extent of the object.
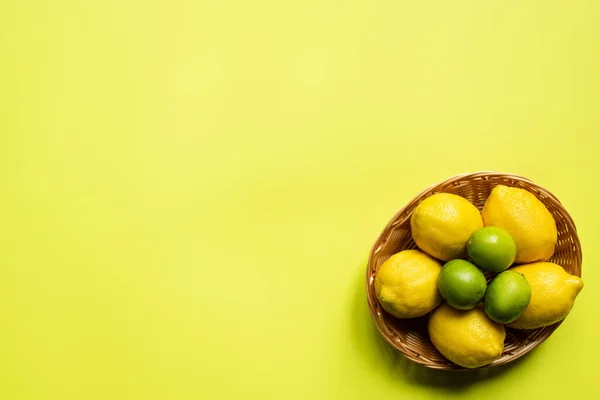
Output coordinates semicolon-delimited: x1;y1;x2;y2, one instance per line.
481;185;557;263
428;303;505;369
467;226;517;272
411;193;483;261
437;259;487;310
507;262;583;329
484;270;531;324
374;250;442;318
367;174;584;371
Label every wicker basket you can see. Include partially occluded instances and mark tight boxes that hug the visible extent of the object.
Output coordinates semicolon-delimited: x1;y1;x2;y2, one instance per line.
366;172;582;370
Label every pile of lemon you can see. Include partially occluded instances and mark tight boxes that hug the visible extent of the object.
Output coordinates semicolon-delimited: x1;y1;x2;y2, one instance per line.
375;185;583;369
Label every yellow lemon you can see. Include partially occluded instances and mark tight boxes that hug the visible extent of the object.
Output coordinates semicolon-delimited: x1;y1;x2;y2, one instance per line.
410;193;483;261
482;185;557;263
507;262;583;329
428;303;505;369
374;250;442;318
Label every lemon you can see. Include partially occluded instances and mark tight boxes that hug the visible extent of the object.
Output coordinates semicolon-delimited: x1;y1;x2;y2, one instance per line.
467;226;517;272
428;303;505;369
507;262;583;329
411;193;483;261
481;185;557;263
484;270;531;324
437;259;487;310
375;250;442;318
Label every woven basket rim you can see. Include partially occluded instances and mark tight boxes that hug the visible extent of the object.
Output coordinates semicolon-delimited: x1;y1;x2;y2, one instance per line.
366;171;582;370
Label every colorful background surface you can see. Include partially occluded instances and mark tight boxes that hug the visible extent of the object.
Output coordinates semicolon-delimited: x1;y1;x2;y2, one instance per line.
1;1;599;399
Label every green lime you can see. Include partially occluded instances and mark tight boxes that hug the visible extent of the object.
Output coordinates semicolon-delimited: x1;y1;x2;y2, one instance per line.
437;259;487;310
484;270;531;324
467;226;517;272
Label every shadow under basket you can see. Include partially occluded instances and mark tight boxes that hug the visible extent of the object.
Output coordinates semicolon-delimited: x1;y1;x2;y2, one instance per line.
366;171;582;370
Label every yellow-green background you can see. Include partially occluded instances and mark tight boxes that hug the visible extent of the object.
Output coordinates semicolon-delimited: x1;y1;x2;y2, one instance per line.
1;1;599;399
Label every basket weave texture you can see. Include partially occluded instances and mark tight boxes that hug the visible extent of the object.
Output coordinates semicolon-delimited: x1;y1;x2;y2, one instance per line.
366;172;582;370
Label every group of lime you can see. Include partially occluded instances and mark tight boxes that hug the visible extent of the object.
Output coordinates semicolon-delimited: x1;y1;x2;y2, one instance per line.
375;185;584;368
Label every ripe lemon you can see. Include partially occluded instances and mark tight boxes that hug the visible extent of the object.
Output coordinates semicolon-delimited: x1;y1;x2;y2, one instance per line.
482;185;557;263
484;270;531;324
437;259;487;310
374;250;442;318
428;303;505;369
507;262;583;329
411;193;483;261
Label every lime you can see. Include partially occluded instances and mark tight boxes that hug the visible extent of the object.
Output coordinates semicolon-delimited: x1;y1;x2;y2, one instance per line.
467;226;517;272
484;270;531;324
437;259;487;310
